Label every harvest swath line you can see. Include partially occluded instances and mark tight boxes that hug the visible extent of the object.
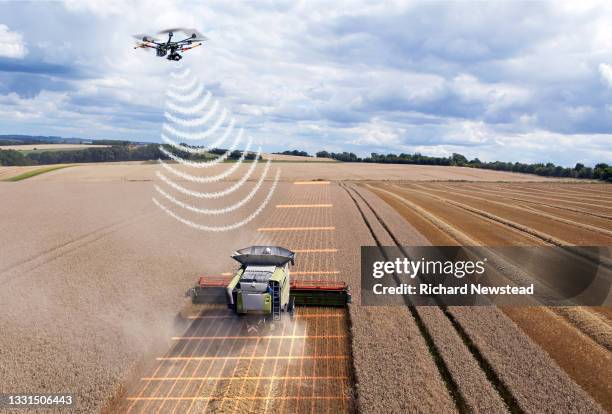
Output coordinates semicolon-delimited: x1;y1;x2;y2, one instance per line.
293;181;331;185
232;335;260;412
262;317;289;412
257;226;335;231
310;301;320;412
171;335;346;340
123;180;352;413
215;323;251;413
197;319;246;413
347;183;521;412
128;310;220;414
127;396;349;401
141;375;350;382
182;317;239;414
279;313;299;413
156;313;230;414
183;313;344;320
247;322;276;412
276;204;333;208
156;355;349;361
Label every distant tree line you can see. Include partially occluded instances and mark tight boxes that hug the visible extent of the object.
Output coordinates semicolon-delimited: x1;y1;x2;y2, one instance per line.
274;150;312;157
0;144;260;166
208;147;260;160
313;150;611;181
93;139;131;146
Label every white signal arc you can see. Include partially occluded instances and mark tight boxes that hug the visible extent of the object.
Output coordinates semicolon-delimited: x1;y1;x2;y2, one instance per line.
171;67;190;79
165;100;219;127
159;129;245;166
159;143;259;183
153;161;272;215
152;168;280;232
163;108;227;140
166;91;212;115
155;73;282;233
155;158;265;199
161;124;242;158
162;117;235;151
167;81;205;102
169;76;198;93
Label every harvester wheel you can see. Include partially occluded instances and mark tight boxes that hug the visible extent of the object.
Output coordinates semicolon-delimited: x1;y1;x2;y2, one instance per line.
288;296;296;314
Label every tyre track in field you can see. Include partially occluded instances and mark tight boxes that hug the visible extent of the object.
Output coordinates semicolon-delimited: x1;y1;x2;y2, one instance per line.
365;183;610;412
388;184;612;269
509;185;612;203
0;208;158;286
563;185;612;196
341;182;512;414
411;184;612;238
120;181;355;414
391;183;612;349
438;184;612;222
460;185;610;214
494;185;610;210
386;183;612;346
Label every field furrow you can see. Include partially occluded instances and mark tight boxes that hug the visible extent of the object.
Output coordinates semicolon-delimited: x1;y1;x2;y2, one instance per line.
364;182;611;412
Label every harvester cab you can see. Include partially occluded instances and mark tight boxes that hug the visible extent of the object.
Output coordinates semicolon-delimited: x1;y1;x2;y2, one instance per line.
190;245;351;319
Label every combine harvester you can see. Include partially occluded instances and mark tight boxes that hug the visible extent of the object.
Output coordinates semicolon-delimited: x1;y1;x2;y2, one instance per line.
190;246;350;319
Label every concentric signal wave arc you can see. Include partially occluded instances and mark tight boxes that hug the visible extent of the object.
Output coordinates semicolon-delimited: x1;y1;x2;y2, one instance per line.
152;169;280;232
153;68;280;232
166;91;212;114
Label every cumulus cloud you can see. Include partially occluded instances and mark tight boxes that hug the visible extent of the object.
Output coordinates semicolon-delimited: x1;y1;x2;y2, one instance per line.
0;24;27;58
0;0;611;166
599;63;612;87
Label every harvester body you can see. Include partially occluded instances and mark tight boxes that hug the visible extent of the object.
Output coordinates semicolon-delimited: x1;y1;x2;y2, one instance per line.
191;246;350;316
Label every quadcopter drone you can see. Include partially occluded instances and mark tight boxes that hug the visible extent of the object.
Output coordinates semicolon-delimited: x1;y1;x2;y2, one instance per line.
133;28;207;61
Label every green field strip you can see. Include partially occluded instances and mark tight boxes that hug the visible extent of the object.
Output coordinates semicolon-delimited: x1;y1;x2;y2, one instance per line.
4;165;74;181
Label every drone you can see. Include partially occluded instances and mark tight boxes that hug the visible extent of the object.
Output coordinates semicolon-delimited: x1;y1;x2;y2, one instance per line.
133;28;207;61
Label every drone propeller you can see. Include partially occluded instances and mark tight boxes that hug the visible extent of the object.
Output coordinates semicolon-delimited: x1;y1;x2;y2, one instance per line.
180;43;202;52
158;27;207;41
133;42;156;50
132;33;159;42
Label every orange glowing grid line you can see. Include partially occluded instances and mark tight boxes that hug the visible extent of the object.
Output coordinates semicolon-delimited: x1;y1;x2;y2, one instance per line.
216;330;257;412
231;334;261;412
125;310;216;413
183;313;344;320
171;335;346;340
295;308;313;410
141;376;349;381
336;308;348;412
134;310;222;414
156;355;348;361
246;321;281;412
196;318;247;413
278;316;299;412
155;312;230;414
261;317;290;412
308;305;321;412
127;396;350;401
182;319;238;414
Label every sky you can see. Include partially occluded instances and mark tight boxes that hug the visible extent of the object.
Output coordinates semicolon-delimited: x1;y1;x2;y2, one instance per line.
0;0;611;166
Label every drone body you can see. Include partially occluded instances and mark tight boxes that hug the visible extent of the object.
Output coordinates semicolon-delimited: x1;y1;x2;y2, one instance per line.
134;28;207;61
